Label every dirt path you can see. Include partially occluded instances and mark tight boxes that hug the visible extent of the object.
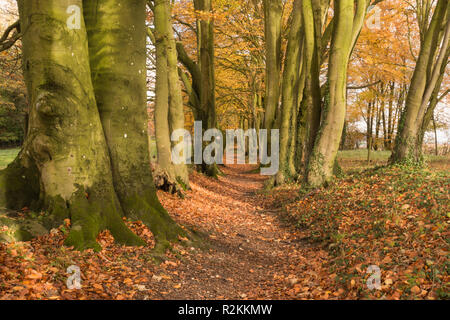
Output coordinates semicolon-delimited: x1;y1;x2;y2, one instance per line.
0;162;329;300
154;163;325;300
2;160;447;300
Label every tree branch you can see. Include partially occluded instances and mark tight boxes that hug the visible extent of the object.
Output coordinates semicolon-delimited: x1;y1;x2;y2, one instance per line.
0;20;21;52
347;80;382;90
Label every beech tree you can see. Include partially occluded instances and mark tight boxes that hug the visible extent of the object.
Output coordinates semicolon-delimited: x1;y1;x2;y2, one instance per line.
150;0;190;190
296;0;323;174
275;0;377;187
391;0;449;163
262;0;282;134
0;0;186;251
276;0;304;184
176;0;220;177
305;0;372;187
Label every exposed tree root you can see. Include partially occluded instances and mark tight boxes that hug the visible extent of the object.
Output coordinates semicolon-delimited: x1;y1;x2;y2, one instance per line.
152;166;187;197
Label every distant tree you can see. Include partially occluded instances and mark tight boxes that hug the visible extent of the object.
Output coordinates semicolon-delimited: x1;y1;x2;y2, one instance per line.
0;2;26;147
149;0;190;191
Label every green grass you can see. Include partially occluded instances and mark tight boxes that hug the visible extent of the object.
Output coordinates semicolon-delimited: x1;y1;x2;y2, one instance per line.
338;149;449;162
337;149;449;173
424;153;450;162
338;149;392;161
0;148;19;169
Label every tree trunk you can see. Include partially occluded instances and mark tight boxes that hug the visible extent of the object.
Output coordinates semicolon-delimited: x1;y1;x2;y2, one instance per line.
300;0;322;168
152;0;188;192
84;0;186;249
277;0;304;184
391;0;449;164
433;115;439;156
375;97;383;151
306;0;357;187
417;47;450;152
194;0;220;177
165;0;190;188
340;121;347;150
263;0;282;133
384;82;395;149
154;0;173;175
0;0;185;251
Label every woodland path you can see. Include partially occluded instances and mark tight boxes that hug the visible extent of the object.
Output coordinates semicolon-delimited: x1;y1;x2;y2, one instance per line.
0;163;331;300
155;163;325;300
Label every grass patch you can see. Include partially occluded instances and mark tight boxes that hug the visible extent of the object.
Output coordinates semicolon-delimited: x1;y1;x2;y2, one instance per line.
337;150;449;173
338;149;392;161
0;148;19;169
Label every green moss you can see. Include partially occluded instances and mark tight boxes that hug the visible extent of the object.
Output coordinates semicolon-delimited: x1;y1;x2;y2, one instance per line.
65;228;102;252
0;213;47;243
13;228;33;241
0;157;40;210
306;150;326;187
123;188;188;251
333;158;344;177
201;163;223;179
176;176;188;191
41;195;69;229
64;187;145;251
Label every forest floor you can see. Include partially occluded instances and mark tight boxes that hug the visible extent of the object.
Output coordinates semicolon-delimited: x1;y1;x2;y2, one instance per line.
0;158;448;300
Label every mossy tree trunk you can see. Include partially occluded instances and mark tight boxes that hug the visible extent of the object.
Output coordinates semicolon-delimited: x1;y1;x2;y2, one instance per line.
391;0;449;164
295;0;335;175
306;0;369;187
84;0;186;248
263;0;282;133
150;0;190;190
0;0;185;251
152;0;180;191
194;0;220;177
276;0;304;184
165;1;190;188
299;0;323;171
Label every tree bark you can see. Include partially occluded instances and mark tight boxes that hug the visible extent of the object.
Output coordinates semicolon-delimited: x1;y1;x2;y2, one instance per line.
165;0;190;188
391;0;449;164
194;0;220;177
306;0;358;187
300;0;322;168
277;0;304;184
0;0;185;251
84;0;185;250
152;0;181;192
263;0;282;133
